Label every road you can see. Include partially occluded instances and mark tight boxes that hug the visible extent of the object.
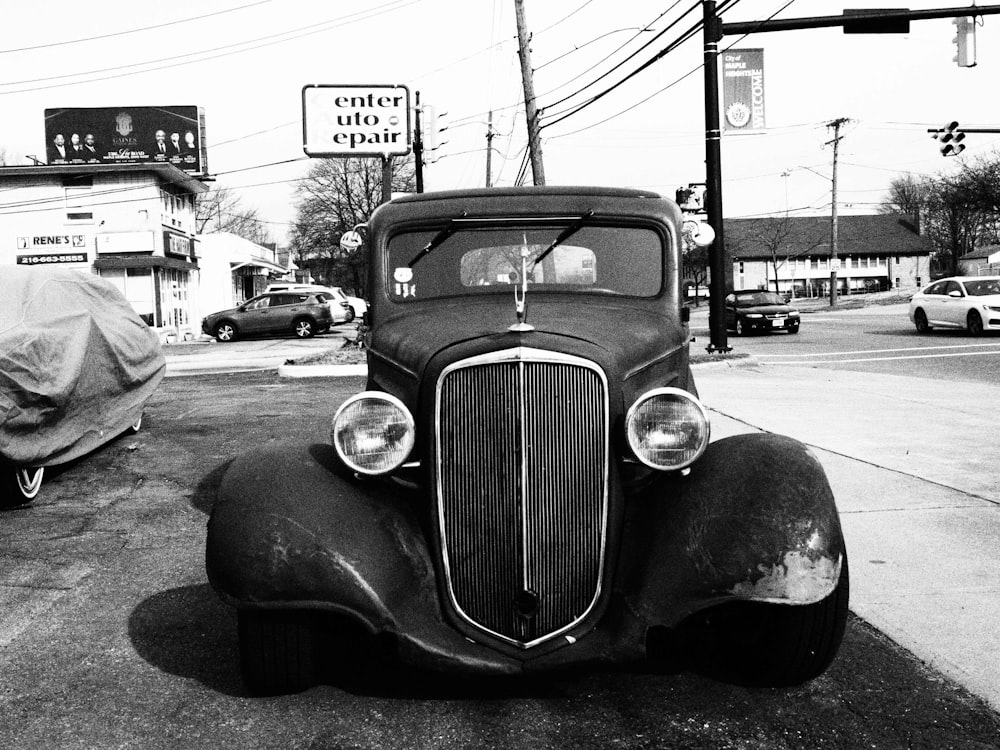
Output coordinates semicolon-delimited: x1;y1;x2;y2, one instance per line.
2;322;999;749
690;302;1000;385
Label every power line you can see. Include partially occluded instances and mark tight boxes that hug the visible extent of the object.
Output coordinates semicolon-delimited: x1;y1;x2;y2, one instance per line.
0;0;419;94
0;1;273;54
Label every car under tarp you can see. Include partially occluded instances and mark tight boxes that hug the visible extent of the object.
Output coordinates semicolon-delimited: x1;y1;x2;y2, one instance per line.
0;267;165;467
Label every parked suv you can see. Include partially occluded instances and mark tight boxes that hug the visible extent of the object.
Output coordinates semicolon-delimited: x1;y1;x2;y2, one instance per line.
265;283;354;323
201;291;333;341
207;187;848;695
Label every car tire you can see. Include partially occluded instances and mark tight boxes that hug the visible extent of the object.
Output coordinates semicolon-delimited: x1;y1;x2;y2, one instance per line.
703;553;849;687
2;466;45;506
129;415;143;434
215;321;237;342
914;308;931;334
293;317;316;338
735;319;747;336
967;310;984;337
238;609;321;696
344;308;355;324
788;322;800;334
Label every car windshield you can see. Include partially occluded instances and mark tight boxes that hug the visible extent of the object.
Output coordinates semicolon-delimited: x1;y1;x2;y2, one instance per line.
963;279;1000;296
385;224;663;301
734;292;785;306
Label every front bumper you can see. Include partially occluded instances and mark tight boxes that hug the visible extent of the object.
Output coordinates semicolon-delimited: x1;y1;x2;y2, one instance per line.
742;315;799;332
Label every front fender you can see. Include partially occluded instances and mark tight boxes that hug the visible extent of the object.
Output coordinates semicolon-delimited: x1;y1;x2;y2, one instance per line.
622;432;845;625
205;442;523;675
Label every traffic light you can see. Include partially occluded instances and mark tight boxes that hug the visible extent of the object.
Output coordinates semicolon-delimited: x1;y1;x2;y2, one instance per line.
933;121;966;156
952;16;977;67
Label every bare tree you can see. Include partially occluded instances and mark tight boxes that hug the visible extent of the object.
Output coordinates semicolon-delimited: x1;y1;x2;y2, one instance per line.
288;157;415;296
728;216;823;295
196;185;273;246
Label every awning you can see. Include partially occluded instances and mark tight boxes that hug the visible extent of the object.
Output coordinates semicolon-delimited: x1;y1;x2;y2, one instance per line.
94;255;198;271
230;258;287;274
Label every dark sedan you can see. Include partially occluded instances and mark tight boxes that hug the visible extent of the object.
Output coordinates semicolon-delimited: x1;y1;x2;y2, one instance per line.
725;290;800;335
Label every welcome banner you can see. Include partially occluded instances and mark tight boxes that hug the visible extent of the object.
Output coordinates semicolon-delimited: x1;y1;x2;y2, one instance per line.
722;49;765;131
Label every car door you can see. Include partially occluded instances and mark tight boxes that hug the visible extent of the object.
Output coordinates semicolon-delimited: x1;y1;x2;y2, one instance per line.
938;280;966;327
919;281;948;326
263;294;303;333
724;293;736;328
238;295;273;334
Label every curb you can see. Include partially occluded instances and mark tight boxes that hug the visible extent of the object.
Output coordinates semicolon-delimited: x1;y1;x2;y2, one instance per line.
275;356;760;379
276;362;368;378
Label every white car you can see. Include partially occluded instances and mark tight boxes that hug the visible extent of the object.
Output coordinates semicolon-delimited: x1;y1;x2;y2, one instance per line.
265;283;354;323
909;276;1000;335
345;295;368;319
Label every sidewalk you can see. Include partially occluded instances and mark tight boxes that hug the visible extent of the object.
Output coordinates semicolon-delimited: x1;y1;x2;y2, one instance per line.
694;362;1000;712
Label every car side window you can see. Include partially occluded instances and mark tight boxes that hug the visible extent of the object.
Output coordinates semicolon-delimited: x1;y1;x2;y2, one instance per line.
924;281;945;296
943;281;963;297
244;297;270;310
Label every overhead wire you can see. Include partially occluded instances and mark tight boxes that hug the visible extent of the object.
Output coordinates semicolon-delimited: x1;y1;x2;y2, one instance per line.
0;1;274;54
0;0;420;94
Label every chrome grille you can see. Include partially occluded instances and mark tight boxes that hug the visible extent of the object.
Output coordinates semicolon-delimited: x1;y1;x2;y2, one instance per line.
436;348;608;648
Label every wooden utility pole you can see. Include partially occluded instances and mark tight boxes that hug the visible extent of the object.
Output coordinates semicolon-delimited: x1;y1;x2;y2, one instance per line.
485;110;495;188
514;0;545;185
826;117;848;306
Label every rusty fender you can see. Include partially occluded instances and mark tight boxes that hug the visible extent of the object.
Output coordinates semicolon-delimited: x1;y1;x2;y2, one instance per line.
620;432;845;624
204;442;522;675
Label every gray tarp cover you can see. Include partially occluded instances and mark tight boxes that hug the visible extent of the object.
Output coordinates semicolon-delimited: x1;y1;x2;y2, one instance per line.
0;267;165;467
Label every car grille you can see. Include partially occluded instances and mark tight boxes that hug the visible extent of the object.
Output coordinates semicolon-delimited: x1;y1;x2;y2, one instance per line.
435;348;608;648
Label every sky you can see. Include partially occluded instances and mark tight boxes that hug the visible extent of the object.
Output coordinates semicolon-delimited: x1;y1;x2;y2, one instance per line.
2;0;998;245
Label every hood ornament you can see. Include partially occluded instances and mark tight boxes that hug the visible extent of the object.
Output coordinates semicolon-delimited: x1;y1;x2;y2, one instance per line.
509;239;534;332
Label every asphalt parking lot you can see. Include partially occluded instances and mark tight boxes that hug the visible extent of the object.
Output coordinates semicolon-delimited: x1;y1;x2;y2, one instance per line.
2;365;999;749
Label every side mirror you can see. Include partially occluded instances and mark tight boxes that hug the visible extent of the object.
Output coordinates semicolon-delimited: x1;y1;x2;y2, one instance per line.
949;290;963;298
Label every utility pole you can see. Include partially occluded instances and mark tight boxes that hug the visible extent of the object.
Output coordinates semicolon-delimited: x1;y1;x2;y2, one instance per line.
485;110;495;188
826;117;848;306
702;0;728;352
514;0;545;185
413;91;424;193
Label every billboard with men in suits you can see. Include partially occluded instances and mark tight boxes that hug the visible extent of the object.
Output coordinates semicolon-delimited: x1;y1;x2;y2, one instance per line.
44;106;207;174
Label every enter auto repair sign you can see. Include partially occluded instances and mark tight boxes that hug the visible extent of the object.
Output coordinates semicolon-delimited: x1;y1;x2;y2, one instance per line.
722;49;765;131
302;84;411;157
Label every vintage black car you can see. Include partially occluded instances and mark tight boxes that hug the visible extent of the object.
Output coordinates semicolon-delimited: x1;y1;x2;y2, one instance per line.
206;187;848;695
725;290;800;335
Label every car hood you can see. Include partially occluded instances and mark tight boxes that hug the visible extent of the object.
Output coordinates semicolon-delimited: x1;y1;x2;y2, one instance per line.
369;298;687;387
735;303;796;315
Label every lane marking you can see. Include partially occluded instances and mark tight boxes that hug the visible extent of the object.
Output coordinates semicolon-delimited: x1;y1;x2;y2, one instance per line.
757;341;1000;359
765;349;1000;365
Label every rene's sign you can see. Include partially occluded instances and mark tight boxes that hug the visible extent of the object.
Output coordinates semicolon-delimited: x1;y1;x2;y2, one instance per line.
302;84;411;158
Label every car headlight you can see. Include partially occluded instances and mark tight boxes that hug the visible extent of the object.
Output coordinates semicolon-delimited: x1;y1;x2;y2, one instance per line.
745;313;763;318
788;310;800;317
625;387;710;471
331;392;415;475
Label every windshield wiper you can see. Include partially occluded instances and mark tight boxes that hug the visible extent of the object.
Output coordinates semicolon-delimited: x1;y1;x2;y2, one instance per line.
408;213;467;267
529;211;594;272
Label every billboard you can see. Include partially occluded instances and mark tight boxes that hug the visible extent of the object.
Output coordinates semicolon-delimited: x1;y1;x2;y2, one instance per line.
302;84;411;157
44;106;207;173
722;49;765;131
